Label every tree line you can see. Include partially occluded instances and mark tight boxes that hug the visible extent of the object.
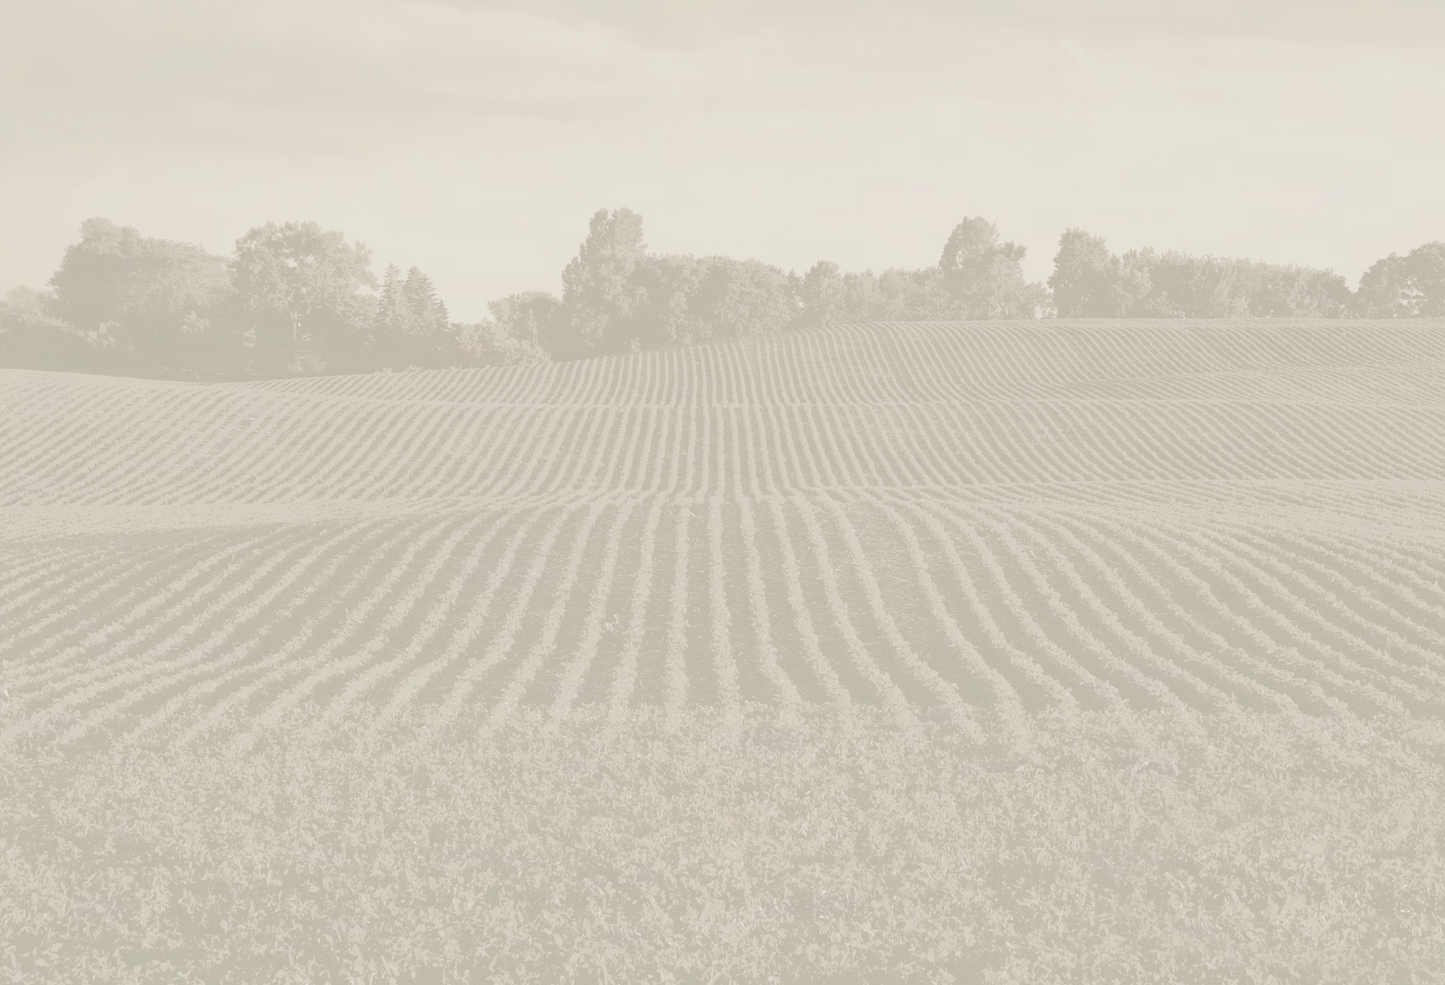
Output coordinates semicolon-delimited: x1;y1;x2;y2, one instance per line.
1049;229;1445;319
2;211;1442;378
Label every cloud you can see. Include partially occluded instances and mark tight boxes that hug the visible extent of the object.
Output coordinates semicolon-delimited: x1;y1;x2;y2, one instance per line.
453;0;1445;49
1;0;1442;320
4;0;1439;153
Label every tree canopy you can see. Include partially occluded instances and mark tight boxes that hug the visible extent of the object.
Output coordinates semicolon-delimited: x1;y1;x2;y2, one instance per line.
47;218;233;371
939;217;1047;318
230;221;377;365
557;208;651;358
1356;242;1445;317
366;265;455;369
1049;230;1353;319
6;211;1443;380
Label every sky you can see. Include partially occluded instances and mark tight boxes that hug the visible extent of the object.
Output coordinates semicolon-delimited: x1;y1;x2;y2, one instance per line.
2;0;1444;321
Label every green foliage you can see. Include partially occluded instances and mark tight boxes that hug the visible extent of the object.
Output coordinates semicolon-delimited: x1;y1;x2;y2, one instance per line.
47;218;235;372
366;265;456;369
1355;241;1445;317
556;207;650;358
1051;230;1354;318
798;218;1048;329
938;216;1048;318
1049;228;1122;317
549;209;800;358
2;704;1441;983
0;285;113;372
453;291;556;367
230;220;376;368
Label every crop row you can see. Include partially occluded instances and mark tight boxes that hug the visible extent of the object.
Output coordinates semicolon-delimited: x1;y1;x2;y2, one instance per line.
3;489;1444;755
212;318;1445;406
6;321;1445;513
8;395;1445;512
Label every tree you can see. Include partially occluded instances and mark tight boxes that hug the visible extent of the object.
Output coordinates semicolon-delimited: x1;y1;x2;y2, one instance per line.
693;257;796;340
1049;228;1119;317
633;254;709;348
1356;242;1445;317
798;218;1048;328
489;292;557;346
876;266;952;320
1050;231;1351;319
1247;263;1351;317
1138;253;1250;318
552;208;805;356
1118;249;1181;318
0;285;113;372
799;262;892;326
370;264;413;352
403;267;449;338
936;215;1028;314
465;291;554;365
1110;249;1155;315
938;217;1047;318
368;264;454;368
939;217;1007;281
839;270;883;322
799;260;847;328
557;208;650;358
453;289;555;368
1411;243;1445;316
230;221;375;366
48;217;233;371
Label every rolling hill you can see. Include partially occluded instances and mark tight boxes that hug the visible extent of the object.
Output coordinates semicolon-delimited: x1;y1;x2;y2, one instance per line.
5;317;1445;756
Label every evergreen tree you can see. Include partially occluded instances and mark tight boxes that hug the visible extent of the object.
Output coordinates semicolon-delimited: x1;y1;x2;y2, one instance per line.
375;264;413;331
368;264;413;366
403;267;449;334
363;264;457;369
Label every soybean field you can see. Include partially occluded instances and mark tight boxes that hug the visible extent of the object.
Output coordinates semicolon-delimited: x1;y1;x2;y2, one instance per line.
3;319;1445;984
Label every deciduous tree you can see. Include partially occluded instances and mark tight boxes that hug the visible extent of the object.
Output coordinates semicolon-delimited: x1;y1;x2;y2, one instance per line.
936;217;1048;318
633;254;709;347
1049;228;1119;317
48;218;233;371
557;208;650;357
693;256;796;339
230;221;375;365
1356;242;1445;317
800;260;847;327
0;285;110;371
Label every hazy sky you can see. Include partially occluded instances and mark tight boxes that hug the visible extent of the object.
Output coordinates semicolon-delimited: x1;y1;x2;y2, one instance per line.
3;0;1443;321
